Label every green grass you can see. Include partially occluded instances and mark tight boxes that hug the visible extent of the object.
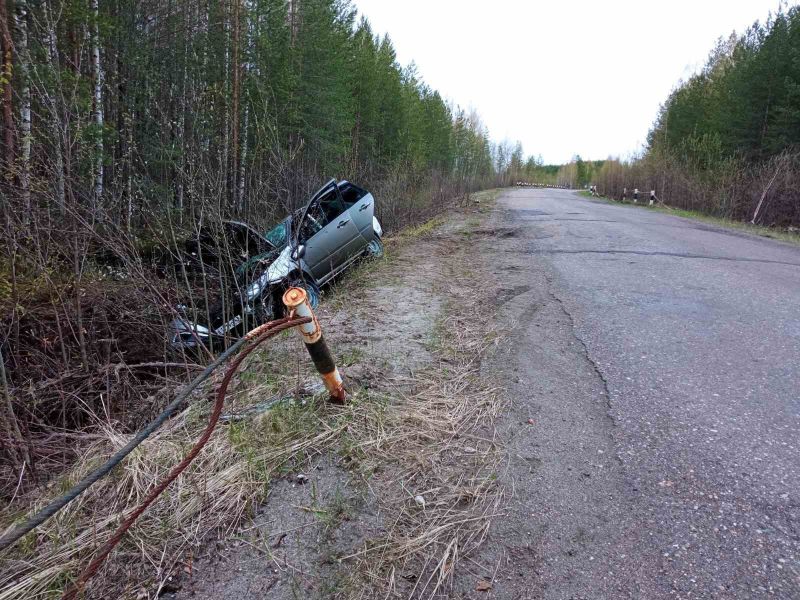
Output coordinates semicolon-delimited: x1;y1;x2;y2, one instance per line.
465;217;482;229
470;188;502;206
577;190;800;245
396;215;446;239
338;346;366;367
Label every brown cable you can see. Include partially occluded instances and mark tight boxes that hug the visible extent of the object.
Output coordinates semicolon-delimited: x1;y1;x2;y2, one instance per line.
61;316;311;600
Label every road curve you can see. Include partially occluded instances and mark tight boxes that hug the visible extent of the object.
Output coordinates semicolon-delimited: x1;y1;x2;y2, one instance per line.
480;188;799;598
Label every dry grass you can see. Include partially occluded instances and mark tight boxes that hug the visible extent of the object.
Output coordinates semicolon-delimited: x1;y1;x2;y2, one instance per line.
342;364;504;597
469;188;502;206
0;334;347;599
394;216;447;241
337;251;507;598
0;208;507;600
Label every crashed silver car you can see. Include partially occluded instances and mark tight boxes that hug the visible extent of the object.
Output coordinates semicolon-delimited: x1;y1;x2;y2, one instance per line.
171;179;383;350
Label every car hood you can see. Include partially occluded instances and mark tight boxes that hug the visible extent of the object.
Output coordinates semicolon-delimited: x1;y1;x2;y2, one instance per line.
243;245;297;301
235;246;282;278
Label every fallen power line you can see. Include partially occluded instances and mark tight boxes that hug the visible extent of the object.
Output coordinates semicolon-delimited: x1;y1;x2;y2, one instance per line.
61;314;312;599
0;332;257;553
0;287;347;599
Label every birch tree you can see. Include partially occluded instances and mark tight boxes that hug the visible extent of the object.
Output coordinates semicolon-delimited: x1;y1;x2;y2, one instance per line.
0;0;14;177
13;0;31;218
90;0;104;206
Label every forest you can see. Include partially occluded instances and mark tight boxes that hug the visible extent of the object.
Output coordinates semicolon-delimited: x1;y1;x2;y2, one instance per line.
588;5;800;226
0;0;523;487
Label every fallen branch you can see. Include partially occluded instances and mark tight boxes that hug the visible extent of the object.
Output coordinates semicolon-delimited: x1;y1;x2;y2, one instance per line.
110;361;204;379
0;347;28;468
751;163;782;224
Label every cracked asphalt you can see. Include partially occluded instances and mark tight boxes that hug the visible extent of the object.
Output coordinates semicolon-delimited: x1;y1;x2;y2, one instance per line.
477;188;799;598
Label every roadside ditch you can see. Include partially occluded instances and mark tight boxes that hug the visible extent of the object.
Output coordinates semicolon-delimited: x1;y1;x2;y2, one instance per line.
0;190;511;600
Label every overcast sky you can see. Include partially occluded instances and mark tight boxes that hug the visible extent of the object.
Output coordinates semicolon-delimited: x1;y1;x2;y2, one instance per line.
355;0;782;164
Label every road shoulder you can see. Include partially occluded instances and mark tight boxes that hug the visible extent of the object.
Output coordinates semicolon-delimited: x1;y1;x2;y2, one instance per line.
173;192;512;599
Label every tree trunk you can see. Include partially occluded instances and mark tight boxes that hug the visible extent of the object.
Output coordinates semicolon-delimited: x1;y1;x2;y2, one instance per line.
0;346;28;468
91;0;104;208
125;110;133;229
42;1;66;215
237;105;248;214
288;0;300;46
14;1;31;220
220;3;230;212
0;0;14;177
232;0;240;206
175;4;190;225
73;236;89;369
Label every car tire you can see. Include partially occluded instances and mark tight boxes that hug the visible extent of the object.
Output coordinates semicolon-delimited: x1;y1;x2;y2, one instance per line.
365;237;384;259
288;277;321;309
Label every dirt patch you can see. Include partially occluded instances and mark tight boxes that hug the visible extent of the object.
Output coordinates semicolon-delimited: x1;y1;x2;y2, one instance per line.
463;226;523;238
168;455;370;599
167;206;508;600
514;209;553;216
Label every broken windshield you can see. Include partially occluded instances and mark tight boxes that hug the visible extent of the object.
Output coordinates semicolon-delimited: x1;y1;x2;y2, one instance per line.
264;218;289;248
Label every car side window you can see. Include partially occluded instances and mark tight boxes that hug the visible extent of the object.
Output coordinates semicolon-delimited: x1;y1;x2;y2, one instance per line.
319;191;346;222
339;183;367;208
299;202;328;242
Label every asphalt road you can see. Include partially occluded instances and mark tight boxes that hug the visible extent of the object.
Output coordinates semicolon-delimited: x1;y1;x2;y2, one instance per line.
481;188;800;598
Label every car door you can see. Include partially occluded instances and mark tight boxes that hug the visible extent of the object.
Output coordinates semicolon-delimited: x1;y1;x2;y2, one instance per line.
348;192;376;247
301;189;360;281
338;182;375;255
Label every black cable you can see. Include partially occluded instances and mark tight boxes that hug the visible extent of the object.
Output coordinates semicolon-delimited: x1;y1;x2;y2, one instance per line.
0;334;252;553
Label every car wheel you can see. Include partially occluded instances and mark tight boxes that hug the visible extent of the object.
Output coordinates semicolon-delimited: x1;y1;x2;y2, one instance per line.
365;238;384;259
288;277;321;309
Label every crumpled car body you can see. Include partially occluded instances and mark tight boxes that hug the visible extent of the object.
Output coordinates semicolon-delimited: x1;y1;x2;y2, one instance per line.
171;179;383;350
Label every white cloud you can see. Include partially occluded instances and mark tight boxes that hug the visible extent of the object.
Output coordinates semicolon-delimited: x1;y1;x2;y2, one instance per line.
355;0;781;163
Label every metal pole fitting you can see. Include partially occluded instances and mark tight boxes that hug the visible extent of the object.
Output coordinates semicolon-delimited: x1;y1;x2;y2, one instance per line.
282;287;346;404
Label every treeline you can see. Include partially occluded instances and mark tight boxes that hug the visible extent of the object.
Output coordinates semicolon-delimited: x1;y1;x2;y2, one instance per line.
555;156;605;188
0;0;506;486
593;5;800;226
492;140;566;186
0;0;497;231
493;142;603;189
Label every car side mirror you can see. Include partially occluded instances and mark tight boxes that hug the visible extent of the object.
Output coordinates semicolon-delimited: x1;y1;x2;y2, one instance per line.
291;244;306;260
